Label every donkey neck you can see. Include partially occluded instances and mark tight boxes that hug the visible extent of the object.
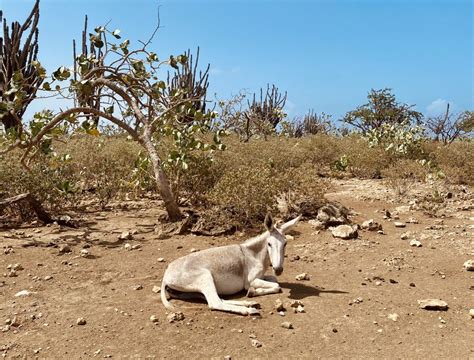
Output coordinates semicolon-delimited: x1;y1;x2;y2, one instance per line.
242;232;270;266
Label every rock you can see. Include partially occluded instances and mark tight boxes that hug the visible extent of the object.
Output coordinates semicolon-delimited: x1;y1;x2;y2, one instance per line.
133;285;143;290
308;219;325;230
167;311;185;323
150;315;159;323
317;203;350;226
286;235;294;241
76;317;87;325
469;309;474;319
15;290;34;297
295;273;310;281
190;248;198;253
408;218;419;224
281;321;293;329
387;313;399;321
296;305;305;313
361;219;382;231
400;232;410;240
152;285;161;294
409;239;422;247
157;258;165;262
290;300;304;308
395;205;411;214
124;243;132;250
463;260;474;271
250;339;262;348
119;231;133;240
80;249;90;257
394;222;406;228
274;299;285;312
331;225;358;239
131;244;141;250
44;275;53;281
59;244;71;253
8;263;23;271
224;356;232;360
418;299;449;311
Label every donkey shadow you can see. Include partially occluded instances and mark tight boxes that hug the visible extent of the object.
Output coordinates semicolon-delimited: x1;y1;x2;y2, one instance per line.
279;282;348;300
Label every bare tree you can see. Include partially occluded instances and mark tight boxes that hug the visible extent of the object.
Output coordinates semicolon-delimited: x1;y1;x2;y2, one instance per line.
0;0;43;133
425;103;474;144
0;17;218;221
291;110;332;138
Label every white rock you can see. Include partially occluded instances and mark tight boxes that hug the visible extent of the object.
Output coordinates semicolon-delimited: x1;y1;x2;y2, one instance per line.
469;309;474;319
463;260;474;271
410;239;422;247
308;220;325;230
361;219;382;231
15;290;34;297
331;225;358;239
76;317;87;325
400;232;410;240
281;321;293;329
418;299;449;311
167;311;185;323
286;235;294;241
295;273;310;281
387;313;399;321
274;299;285;312
250;339;262;348
80;249;90;257
150;315;159;323
157;258;165;262
59;244;71;253
394;222;406;228
152;285;161;294
119;231;133;241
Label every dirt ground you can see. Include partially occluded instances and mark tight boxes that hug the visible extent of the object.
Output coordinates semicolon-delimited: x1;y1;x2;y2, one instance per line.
1;179;473;359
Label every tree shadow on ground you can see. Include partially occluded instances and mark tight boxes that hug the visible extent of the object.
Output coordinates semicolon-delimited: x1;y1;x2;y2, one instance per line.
279;282;348;300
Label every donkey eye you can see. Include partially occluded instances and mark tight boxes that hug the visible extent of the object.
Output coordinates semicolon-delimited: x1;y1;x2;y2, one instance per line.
283;243;287;248
268;243;272;247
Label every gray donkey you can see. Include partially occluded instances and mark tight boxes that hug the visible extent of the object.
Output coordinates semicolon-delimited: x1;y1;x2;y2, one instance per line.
161;213;301;315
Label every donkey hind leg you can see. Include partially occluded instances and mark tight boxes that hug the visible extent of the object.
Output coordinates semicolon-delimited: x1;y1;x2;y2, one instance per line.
197;271;260;316
223;299;261;308
247;278;282;297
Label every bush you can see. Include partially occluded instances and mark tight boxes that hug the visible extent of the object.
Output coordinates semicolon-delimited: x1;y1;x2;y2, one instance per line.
431;141;474;185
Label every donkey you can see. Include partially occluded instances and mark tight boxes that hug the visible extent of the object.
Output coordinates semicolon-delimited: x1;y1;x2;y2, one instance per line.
160;213;301;315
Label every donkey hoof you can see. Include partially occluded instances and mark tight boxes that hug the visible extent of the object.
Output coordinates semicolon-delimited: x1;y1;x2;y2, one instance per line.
247;301;261;309
246;287;256;298
247;307;260;316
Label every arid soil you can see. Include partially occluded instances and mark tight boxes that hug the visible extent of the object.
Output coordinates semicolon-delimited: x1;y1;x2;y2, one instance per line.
1;179;473;359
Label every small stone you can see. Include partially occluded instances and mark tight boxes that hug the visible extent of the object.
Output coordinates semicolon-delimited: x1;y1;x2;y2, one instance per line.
394;222;406;228
224;356;232;360
296;305;305;313
400;232;410;240
131;244;141;250
375;281;382;286
133;285;143;290
119;231;133;240
463;260;474;271
59;244;71;253
124;243;132;251
331;225;358;239
295;273;310;281
76;317;87;325
250;339;262;348
308;219;326;230
286;235;294;241
387;313;399;321
469;309;474;319
409;239;422;247
11;263;23;271
274;299;285;312
167;311;185;323
157;258;165;262
290;300;304;308
150;315;159;323
418;299;449;311
190;248;198;253
408;218;419;224
281;321;293;329
80;249;90;257
44;275;53;281
152;285;161;294
15;290;33;297
361;219;382;231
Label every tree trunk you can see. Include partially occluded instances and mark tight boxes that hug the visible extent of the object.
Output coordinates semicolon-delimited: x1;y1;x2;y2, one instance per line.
141;127;182;222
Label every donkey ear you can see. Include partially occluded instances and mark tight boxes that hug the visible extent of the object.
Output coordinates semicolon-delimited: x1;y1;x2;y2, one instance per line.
264;213;274;231
279;214;302;234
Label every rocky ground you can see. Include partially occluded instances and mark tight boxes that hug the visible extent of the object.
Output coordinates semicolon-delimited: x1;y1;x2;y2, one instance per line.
1;179;473;359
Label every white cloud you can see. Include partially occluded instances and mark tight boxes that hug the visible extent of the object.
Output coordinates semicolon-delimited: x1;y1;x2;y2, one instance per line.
426;98;453;115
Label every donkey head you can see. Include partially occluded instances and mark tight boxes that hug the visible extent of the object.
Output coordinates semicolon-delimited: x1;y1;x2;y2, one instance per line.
264;213;301;276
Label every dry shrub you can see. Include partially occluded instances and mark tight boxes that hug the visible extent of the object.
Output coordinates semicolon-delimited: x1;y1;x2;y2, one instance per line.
339;136;392;178
431;141;474;185
382;159;429;196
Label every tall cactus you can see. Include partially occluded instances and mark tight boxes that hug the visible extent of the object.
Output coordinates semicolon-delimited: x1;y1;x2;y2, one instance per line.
0;0;43;132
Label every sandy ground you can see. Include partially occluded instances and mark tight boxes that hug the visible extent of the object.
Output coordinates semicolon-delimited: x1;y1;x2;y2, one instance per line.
1;179;473;359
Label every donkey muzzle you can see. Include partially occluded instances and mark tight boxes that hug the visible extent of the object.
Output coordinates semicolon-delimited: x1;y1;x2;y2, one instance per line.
273;266;283;276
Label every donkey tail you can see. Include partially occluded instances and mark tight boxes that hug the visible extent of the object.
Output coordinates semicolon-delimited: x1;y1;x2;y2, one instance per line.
160;279;175;311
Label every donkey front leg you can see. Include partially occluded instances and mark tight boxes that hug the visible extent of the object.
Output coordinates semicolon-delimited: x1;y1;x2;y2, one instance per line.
197;271;260;316
247;278;282;297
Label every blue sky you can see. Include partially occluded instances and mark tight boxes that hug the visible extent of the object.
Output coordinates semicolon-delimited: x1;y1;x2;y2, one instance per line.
3;0;473;120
